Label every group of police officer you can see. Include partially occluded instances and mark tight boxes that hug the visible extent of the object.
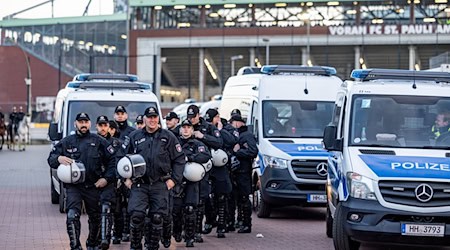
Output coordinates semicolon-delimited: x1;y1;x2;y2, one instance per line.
48;104;258;250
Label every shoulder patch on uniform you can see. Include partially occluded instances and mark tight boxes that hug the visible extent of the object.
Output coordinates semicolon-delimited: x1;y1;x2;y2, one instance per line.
198;146;205;152
214;130;220;137
161;138;167;142
176;144;182;152
107;145;115;154
233;131;239;137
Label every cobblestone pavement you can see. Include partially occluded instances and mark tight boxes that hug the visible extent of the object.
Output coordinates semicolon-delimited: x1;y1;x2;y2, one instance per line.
0;145;447;250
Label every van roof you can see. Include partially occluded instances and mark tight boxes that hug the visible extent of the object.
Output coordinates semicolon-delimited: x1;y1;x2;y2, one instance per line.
223;72;342;101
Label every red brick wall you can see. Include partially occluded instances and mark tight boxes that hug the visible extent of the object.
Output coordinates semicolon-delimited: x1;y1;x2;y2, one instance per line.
0;46;72;112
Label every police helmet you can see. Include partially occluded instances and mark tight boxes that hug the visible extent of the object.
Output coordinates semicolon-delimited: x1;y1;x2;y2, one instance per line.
211;149;228;167
203;159;213;172
117;154;146;179
57;161;86;184
183;162;206;182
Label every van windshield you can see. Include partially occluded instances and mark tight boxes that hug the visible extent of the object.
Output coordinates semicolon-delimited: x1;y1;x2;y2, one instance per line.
67;101;157;134
262;101;334;138
349;95;450;149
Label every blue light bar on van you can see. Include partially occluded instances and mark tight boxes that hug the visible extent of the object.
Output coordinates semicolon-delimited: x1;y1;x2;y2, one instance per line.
67;81;151;90
74;74;139;82
351;69;450;82
260;65;337;76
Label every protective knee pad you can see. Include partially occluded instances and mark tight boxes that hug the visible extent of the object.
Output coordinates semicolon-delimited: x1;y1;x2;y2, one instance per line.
151;213;163;225
130;211;145;228
130;211;145;248
67;209;80;222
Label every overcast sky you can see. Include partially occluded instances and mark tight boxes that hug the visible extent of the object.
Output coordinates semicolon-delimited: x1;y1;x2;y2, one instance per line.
0;0;114;19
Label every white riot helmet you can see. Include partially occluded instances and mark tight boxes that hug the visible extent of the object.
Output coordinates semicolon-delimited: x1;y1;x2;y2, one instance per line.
183;162;206;182
211;149;228;167
117;154;146;179
57;161;86;184
203;159;213;172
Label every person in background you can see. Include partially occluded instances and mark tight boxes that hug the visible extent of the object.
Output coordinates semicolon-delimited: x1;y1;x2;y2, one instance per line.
135;115;145;129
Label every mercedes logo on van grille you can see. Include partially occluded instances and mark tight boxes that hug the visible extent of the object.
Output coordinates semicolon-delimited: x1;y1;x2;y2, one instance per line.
415;184;433;203
316;163;328;177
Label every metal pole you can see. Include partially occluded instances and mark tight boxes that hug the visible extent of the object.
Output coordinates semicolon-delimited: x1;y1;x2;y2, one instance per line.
265;44;269;65
231;60;235;76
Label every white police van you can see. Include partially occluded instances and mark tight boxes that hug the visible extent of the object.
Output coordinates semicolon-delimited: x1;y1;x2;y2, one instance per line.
219;65;342;217
323;69;450;249
48;74;161;213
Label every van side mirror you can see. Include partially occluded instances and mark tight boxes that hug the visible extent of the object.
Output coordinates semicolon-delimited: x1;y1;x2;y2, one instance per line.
323;125;342;151
48;123;62;141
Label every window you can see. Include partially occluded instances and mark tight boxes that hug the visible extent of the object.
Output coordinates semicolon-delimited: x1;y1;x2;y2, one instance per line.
262;100;334;138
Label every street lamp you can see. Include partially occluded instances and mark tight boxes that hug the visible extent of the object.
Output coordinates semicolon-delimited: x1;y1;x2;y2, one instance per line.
262;38;270;65
15;44;32;116
230;54;243;76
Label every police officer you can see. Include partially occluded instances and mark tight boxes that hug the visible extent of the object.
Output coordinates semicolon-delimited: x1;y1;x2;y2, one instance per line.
186;104;223;242
125;106;185;250
203;109;238;238
230;114;258;233
159;110;180;248
114;105;135;140
96;116;124;249
178;119;211;247
108;120;131;245
165;112;180;137
135;115;145;129
47;112;116;250
432;111;450;140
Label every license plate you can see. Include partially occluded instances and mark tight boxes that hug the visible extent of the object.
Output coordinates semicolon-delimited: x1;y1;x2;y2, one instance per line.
307;194;327;203
401;223;445;237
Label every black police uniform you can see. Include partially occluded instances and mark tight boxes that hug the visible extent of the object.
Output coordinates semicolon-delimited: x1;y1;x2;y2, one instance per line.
7;110;18;143
175;132;211;247
192;117;222;241
125;123;185;250
96;116;124;249
210;120;239;236
160;113;180;248
107;121;131;245
233;123;258;234
47;114;116;250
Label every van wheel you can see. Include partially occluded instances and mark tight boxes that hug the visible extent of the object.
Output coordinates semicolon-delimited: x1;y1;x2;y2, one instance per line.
256;187;271;218
326;205;333;238
332;204;360;250
59;184;66;214
51;179;59;204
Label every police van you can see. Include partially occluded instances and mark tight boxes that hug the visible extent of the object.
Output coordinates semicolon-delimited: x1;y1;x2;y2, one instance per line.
219;65;342;218
323;69;450;249
48;74;161;213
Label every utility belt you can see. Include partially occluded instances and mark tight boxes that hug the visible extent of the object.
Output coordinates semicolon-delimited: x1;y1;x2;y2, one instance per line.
133;173;171;185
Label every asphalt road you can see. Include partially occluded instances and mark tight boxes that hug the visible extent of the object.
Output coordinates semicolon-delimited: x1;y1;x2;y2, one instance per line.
0;145;447;250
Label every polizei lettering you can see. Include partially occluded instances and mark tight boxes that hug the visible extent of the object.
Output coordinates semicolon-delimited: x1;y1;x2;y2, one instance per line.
391;162;450;171
298;145;323;151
